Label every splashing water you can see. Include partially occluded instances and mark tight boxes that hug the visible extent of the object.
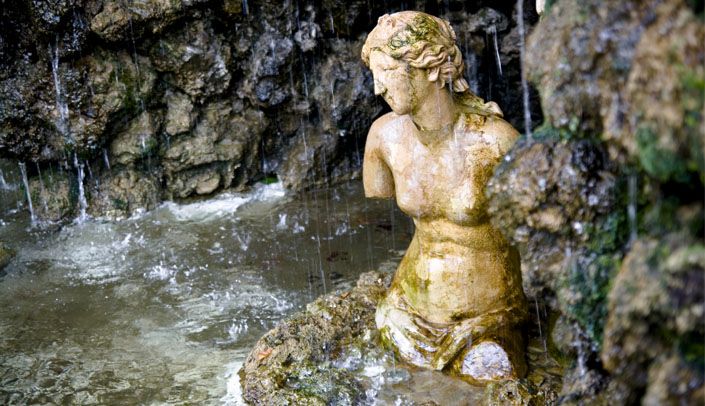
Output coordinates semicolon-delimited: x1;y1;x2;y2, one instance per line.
0;181;412;404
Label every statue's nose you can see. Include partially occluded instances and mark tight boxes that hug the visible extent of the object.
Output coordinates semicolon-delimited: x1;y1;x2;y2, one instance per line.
373;79;386;96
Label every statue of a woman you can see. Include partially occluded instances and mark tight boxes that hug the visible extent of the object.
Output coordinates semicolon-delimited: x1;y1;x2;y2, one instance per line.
361;11;528;384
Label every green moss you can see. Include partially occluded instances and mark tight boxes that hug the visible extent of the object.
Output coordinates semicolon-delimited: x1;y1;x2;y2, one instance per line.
635;127;691;183
261;174;279;185
112;197;128;212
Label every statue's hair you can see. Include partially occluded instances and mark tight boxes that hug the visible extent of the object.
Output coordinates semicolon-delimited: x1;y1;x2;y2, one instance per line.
361;11;470;93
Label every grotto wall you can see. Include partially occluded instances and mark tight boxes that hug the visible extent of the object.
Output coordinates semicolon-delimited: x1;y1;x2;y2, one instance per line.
487;0;704;403
0;0;541;220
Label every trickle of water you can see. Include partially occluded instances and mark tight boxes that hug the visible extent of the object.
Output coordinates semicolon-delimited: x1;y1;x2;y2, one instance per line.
49;37;70;142
18;162;36;225
490;25;503;77
242;0;249;15
73;154;88;223
103;148;111;170
0;169;11;190
517;0;533;140
628;172;638;244
35;162;49;215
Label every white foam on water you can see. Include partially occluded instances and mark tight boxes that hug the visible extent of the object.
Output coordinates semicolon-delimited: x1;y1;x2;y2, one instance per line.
160;182;287;222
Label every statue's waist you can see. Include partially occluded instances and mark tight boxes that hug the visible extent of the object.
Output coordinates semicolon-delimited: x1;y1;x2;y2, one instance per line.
412;220;509;251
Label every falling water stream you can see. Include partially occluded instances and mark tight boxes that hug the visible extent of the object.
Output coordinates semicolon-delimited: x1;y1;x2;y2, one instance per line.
0;175;419;404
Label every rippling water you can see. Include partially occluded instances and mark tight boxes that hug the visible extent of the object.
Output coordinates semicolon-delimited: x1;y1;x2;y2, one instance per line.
0;179;413;404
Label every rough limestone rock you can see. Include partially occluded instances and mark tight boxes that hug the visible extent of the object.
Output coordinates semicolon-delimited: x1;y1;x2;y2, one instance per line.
601;233;705;403
28;169;74;222
164;90;196;136
487;138;616;302
163;100;267;198
109;111;162;167
88;168;161;219
90;0;208;42
527;0;704;181
241;271;390;405
149;19;231;100
620;0;705;182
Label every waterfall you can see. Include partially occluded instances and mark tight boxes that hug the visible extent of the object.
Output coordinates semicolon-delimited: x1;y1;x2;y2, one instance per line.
18;162;36;225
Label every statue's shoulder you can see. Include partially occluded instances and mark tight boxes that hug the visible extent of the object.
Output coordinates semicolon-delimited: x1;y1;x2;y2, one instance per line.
370;112;406;135
459;109;519;156
483;115;520;155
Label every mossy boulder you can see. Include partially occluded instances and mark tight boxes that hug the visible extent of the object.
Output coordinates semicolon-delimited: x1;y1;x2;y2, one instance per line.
601;233;705;403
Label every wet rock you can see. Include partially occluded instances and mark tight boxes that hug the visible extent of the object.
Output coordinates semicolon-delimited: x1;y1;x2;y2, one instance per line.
526;0;658;135
164;90;195;136
279;39;380;190
0;59;64;160
90;0;207;42
620;0;705;182
149;20;231;100
71;49;156;155
0;241;14;270
88;168;161;219
28;168;74;222
487;137;616;301
163;100;266;198
526;0;703;182
238;29;294;109
241;271;391;405
600;233;705;402
109;111;162;167
642;354;705;405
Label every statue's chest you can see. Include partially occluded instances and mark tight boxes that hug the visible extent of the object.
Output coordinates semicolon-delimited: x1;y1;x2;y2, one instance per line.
387;141;490;220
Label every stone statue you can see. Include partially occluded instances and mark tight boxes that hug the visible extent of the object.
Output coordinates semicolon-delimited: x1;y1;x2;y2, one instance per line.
361;11;528;384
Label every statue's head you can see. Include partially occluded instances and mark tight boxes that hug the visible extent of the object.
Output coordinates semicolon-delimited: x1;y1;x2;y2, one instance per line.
361;11;470;94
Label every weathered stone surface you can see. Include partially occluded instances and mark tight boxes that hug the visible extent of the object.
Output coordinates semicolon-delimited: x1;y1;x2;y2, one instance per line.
620;0;705;182
527;0;703;182
241;271;390;405
90;0;208;42
88;168;161;219
28;168;74;222
149;19;231;100
164;90;195;136
110;111;162;167
601;233;705;402
487;138;616;301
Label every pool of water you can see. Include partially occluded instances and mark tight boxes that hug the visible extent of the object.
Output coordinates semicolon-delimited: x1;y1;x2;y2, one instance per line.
0;178;413;404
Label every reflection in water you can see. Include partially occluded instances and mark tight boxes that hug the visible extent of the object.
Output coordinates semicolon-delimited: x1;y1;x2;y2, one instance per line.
0;181;412;404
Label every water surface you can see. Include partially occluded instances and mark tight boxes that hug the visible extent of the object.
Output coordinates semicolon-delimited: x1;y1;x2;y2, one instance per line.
0;179;413;404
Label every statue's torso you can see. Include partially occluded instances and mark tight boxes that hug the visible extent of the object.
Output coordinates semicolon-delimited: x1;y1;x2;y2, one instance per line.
372;112;524;324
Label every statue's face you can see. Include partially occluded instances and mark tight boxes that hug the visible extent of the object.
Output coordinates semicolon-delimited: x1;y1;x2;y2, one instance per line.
369;50;427;115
